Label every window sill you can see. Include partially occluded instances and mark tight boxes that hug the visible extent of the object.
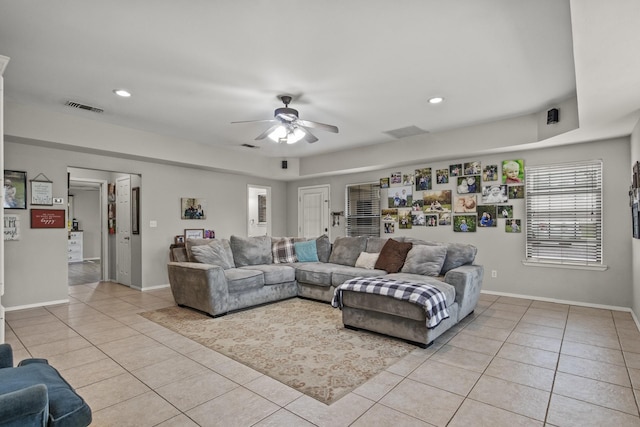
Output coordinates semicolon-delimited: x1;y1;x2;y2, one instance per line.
521;260;608;272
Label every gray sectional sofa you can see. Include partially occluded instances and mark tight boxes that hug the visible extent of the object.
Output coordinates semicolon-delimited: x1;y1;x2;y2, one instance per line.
167;234;483;347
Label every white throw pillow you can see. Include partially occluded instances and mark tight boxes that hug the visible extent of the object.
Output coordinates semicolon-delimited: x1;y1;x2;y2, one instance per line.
355;252;380;269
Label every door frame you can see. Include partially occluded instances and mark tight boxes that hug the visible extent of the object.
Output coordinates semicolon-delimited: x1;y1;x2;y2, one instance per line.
67;177;109;281
297;184;331;239
247;184;272;237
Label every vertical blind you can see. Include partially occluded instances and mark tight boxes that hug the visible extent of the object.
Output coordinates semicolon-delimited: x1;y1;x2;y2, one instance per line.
345;182;381;237
525;160;603;266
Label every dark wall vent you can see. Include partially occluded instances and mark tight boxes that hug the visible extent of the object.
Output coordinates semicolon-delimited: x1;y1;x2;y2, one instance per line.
64;101;104;114
241;143;259;149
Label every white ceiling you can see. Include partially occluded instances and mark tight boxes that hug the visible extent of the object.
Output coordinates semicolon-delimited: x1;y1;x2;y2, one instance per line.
0;1;638;160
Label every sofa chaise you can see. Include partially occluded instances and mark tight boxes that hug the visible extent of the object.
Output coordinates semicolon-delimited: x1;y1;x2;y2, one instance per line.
167;234;483;347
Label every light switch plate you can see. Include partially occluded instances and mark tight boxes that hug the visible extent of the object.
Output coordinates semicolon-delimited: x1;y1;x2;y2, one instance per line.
149;220;157;228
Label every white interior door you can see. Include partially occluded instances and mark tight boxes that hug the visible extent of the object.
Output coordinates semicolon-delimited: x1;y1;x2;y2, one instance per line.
298;185;330;238
116;176;131;286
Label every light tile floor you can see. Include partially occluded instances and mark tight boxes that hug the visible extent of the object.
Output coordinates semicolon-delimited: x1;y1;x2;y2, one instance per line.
4;282;640;426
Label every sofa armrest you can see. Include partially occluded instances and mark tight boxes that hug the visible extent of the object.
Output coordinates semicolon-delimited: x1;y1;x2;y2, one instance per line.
0;343;13;369
444;264;484;320
167;262;230;316
0;384;49;427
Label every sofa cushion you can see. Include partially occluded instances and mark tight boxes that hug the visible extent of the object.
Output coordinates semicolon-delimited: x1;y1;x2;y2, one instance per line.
230;235;273;267
365;237;389;253
401;245;447;276
240;265;295;284
223;268;265;292
272;238;297;264
374;239;413;273
328;236;368;266
189;239;235;269
0;362;92;427
331;265;388;286
315;234;332;263
294;240;319;262
295;262;334;287
402;238;477;274
185;238;217;262
355;252;379;269
441;242;477;273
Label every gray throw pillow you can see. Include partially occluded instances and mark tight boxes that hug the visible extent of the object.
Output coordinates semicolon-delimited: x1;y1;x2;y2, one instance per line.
189;239;235;269
400;245;447;276
441;242;477;273
230;235;273;267
328;236;368;266
315;234;332;263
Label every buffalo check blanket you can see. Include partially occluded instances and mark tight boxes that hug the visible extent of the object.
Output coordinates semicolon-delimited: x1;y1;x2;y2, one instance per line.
332;276;450;329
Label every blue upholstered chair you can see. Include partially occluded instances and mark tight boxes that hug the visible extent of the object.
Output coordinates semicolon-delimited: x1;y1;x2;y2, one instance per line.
0;343;92;426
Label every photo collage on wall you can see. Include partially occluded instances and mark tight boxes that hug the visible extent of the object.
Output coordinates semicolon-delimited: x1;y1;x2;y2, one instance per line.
380;159;524;234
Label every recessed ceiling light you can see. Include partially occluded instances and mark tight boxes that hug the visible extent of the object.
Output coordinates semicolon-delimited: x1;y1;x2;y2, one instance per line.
428;96;444;104
113;89;131;98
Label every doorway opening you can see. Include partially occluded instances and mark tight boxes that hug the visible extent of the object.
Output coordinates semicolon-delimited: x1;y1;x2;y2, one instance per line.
247;185;271;237
67;167;142;289
68;178;107;285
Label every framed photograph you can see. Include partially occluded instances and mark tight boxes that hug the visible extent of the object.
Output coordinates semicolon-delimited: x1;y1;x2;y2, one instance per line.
633;203;639;239
184;228;204;240
30;209;66;228
502;159;525;184
30;177;53;206
414;168;432;191
506;219;522;233
454;214;477;232
181;197;206;219
131;187;140;234
477;205;497;227
4;170;27;209
174;235;185;244
204;229;215;239
449;164;462;177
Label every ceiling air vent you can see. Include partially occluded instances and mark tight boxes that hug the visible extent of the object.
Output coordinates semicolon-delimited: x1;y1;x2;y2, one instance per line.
64;100;104;114
241;143;259;149
383;125;428;139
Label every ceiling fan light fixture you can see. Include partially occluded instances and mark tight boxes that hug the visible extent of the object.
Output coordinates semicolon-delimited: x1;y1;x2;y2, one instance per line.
428;96;444;104
267;125;287;142
287;128;306;144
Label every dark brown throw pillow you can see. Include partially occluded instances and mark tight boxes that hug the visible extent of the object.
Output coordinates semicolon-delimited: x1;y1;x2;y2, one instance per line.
374;239;413;273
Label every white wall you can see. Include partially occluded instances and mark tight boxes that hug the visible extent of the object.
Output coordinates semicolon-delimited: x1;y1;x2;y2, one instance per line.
287;137;632;308
4;140;288;308
71;189;101;259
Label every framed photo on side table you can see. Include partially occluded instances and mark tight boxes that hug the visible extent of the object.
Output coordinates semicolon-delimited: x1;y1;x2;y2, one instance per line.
184;228;204;240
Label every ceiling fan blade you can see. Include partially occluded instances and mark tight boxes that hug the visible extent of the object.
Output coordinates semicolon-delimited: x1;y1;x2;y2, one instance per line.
255;124;281;140
231;119;277;125
297;119;339;133
302;128;319;143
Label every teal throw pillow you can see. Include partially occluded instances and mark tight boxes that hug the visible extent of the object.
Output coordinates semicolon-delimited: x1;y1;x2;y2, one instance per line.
294;240;319;262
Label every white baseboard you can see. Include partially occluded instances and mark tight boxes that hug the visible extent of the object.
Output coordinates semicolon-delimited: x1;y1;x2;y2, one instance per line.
481;289;635;314
5;299;70;312
141;283;170;291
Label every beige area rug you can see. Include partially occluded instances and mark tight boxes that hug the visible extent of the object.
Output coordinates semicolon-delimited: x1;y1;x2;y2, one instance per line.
140;298;414;405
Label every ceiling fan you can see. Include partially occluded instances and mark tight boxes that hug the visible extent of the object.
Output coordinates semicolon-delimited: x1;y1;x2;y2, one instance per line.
231;95;339;144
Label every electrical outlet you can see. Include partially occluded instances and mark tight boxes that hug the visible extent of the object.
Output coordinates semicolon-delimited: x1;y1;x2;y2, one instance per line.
491;270;497;278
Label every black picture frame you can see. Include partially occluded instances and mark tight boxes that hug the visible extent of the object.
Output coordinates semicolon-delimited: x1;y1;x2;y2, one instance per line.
132;187;140;235
633;203;639;239
4;170;27;209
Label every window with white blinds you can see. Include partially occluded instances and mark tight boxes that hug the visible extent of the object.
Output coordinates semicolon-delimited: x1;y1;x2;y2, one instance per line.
345;182;381;237
525;160;603;266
